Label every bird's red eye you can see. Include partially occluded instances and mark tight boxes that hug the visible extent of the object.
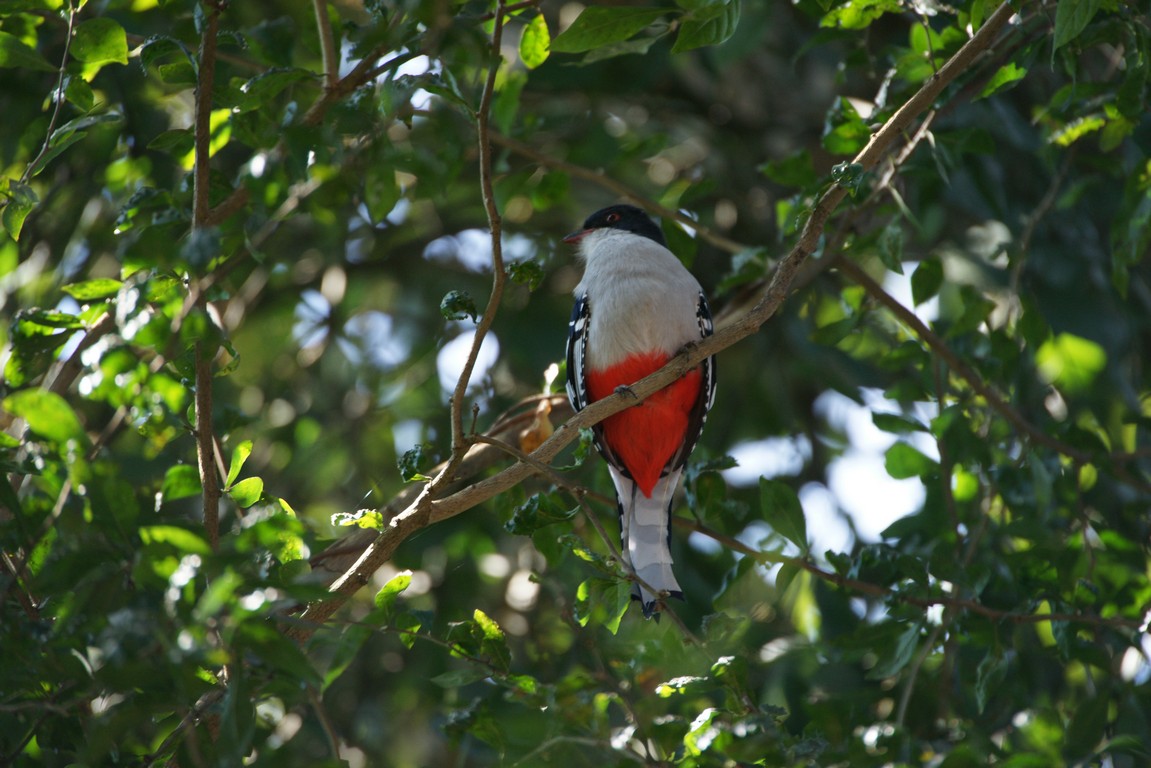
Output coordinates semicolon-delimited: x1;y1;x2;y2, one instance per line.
606;212;621;224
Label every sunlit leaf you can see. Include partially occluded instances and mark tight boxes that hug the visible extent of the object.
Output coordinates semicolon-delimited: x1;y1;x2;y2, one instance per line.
162;464;202;503
374;570;412;612
518;14;550;69
63;278;123;301
331;508;385;529
820;0;902;29
227;440;253;488
72;18;129;66
2;179;38;240
980;62;1028;98
3;389;87;447
884;442;937;479
140;524;212;555
1036;333;1107;392
228;476;265;508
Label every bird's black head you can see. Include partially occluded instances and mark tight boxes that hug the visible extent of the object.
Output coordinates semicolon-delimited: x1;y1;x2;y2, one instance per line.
565;204;666;246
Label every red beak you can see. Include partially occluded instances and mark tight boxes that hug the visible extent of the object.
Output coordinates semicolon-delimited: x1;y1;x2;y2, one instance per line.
563;229;590;244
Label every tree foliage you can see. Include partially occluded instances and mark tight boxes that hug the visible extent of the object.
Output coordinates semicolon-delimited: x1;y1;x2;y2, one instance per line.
2;0;1151;765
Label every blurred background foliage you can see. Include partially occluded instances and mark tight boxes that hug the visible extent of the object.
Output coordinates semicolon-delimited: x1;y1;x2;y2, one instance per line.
3;0;1151;765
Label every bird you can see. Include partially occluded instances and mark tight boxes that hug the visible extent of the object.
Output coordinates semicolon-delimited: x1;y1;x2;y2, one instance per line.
564;204;717;617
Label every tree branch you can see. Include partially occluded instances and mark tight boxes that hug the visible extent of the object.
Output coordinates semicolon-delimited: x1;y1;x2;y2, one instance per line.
192;1;223;550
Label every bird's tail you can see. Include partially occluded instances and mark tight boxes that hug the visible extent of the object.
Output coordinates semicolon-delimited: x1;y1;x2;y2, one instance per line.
608;466;683;618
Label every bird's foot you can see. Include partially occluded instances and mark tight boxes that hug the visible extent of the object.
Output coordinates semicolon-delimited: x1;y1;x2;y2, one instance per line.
614;384;638;399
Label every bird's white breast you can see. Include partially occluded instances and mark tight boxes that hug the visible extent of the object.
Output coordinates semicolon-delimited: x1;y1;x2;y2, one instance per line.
573;229;704;370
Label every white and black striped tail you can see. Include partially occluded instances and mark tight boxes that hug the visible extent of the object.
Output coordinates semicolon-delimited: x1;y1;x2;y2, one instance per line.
609;466;683;618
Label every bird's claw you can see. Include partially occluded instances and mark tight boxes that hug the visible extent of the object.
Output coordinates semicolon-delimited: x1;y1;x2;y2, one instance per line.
614;384;638;400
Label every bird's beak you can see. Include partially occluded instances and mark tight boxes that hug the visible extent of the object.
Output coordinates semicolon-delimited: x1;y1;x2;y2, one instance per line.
563;229;590;244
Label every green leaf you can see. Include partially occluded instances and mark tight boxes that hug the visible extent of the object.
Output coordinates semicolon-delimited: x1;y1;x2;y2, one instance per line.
506;260;544;291
580;35;663;64
518;14;550;69
472;609;511;673
868;622;922;679
505;492;577;535
374;570;412;612
440;290;477;322
672;0;740;53
830;160;868;195
1053;0;1102;51
1049;114;1106;147
431;668;490;688
62;278;123;301
162;464;202;503
574;578;631;634
235;67;315;112
759;478;807;554
140;525;212;555
655;674;709;697
662;220;698;268
3;179;39;240
975;651;1009;714
550;7;667;53
64;75;95;112
759;150;816;188
1064;692;1109;760
3;389;87;447
398;443;433;482
877;221;904;274
884;442;937;479
226;440;253;487
979;62;1028;98
229;476;265;508
1036;333;1107;393
27;130;88;179
820;0;901;29
0;30;55;71
824;97;871;156
684;707;720;757
331;508;385;529
72;18;129;66
148;128;195;155
911;259;943;305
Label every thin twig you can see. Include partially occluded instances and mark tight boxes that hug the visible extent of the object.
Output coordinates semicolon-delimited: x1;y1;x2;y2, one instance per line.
312;0;339;91
426;0;510;492
20;2;77;185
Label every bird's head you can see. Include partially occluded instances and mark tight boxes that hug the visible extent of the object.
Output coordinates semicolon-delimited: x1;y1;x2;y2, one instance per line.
563;204;667;247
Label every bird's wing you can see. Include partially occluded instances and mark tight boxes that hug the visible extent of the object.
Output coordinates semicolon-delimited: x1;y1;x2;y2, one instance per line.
666;290;717;473
565;292;591;412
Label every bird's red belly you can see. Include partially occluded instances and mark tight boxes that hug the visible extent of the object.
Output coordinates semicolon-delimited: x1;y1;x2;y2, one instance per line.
587;352;702;498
